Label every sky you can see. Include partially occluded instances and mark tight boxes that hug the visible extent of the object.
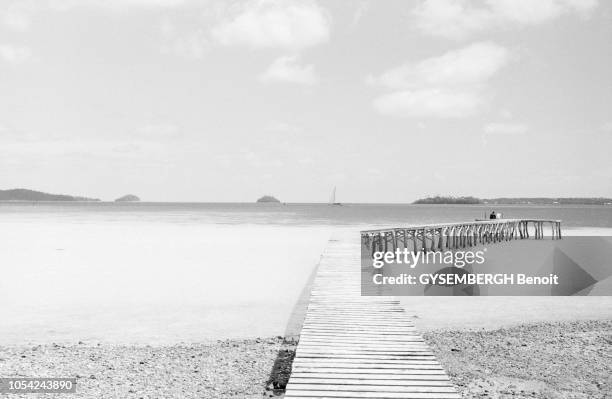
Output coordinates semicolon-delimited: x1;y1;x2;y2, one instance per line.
1;0;611;202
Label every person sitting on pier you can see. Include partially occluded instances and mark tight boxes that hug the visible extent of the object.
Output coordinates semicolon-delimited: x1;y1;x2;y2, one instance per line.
489;211;497;219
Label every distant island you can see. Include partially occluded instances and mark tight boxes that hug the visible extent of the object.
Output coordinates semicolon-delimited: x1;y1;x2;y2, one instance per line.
414;195;612;205
414;196;481;205
115;194;140;202
483;197;612;205
256;195;281;203
0;188;100;202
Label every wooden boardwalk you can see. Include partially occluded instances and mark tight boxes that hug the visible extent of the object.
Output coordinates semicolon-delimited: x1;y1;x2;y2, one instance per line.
285;238;460;399
362;219;561;256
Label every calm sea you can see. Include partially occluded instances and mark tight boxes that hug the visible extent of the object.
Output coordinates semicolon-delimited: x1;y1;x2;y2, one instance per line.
0;203;610;345
2;202;611;227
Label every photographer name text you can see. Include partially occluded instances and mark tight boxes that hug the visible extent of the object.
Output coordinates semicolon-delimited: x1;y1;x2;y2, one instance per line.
373;273;559;286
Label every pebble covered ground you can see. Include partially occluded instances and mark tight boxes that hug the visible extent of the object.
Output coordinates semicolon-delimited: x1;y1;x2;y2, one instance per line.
1;320;610;398
0;337;296;398
425;319;612;399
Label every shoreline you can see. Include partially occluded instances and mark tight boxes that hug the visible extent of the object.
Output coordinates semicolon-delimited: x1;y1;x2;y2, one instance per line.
1;320;610;398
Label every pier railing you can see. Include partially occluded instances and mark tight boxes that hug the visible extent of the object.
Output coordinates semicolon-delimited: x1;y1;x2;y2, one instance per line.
361;219;562;255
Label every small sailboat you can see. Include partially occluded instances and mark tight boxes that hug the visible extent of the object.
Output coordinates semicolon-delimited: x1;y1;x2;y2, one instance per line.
329;186;342;206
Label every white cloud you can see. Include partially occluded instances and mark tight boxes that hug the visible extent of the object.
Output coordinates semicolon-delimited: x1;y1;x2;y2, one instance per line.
484;122;529;134
260;55;317;85
159;18;211;59
369;42;510;118
211;0;331;49
265;121;302;134
47;0;187;10
0;0;189;25
482;122;528;146
499;108;513;119
374;89;482;118
135;124;182;139
1;8;31;31
109;0;186;6
0;44;32;64
412;0;492;40
369;42;509;89
412;0;598;40
351;1;370;27
240;148;283;168
492;0;597;24
0;0;187;33
161;31;208;59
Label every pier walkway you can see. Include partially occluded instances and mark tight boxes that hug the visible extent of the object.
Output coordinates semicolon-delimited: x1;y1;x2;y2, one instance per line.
361;219;562;256
285;238;460;399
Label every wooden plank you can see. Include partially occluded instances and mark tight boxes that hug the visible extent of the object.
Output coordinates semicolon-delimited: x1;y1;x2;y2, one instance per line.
298;338;425;343
288;378;453;386
292;359;440;365
295;352;436;358
292;367;447;375
300;328;418;339
299;333;419;338
285;391;461;398
293;362;442;371
302;336;423;345
298;337;434;343
289;373;450;381
302;318;412;322
295;355;437;361
286;384;458;393
297;344;430;351
300;330;420;336
301;326;416;332
296;344;431;350
285;238;458;399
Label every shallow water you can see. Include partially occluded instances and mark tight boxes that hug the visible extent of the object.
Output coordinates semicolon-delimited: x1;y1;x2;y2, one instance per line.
0;203;610;344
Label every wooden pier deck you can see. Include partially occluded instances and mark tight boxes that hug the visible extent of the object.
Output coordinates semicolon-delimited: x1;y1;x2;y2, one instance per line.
285;238;460;399
361;218;562;256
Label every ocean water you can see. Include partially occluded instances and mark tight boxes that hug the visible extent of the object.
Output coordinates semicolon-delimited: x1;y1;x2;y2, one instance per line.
2;202;612;227
0;203;611;344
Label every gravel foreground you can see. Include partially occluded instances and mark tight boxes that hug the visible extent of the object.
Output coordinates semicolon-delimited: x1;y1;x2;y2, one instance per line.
425;319;612;399
0;337;296;398
1;320;610;398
